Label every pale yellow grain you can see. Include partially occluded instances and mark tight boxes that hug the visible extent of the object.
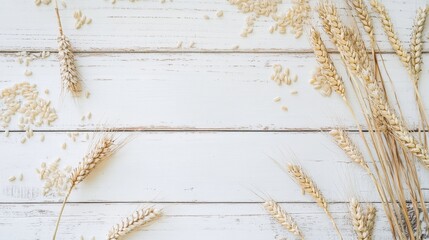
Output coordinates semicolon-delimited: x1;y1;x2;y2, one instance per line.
19;173;23;181
5;130;10;137
86;91;91;98
290;90;298;95
62;142;67;150
204;15;210;20
281;106;288;111
8;176;16;182
21;137;27;144
273;96;281;102
44;89;49;95
216;10;224;17
24;70;32;77
40;134;45;142
87;112;92;120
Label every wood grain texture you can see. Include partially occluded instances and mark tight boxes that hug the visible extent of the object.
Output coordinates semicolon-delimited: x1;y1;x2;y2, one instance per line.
1;132;428;203
0;202;394;240
0;52;427;130
0;0;426;52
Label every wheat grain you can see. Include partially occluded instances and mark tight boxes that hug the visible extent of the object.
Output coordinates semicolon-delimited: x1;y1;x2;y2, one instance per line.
329;129;369;171
309;67;332;96
281;106;288;111
350;0;375;45
370;0;410;68
217;10;224;17
288;164;343;239
8;176;16;182
273;96;281;102
263;200;304;239
309;27;345;98
410;6;429;81
108;208;162;240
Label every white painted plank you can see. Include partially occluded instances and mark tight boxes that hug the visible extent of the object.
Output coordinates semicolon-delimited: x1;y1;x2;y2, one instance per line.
1;52;427;130
0;0;426;52
1;132;428;203
0;202;394;240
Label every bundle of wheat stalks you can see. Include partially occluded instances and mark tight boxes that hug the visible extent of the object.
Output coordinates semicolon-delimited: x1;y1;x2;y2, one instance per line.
265;0;429;239
310;0;428;238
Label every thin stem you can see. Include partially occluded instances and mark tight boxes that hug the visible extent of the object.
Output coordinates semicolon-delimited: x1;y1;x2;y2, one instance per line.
54;0;63;36
52;184;74;240
324;209;343;240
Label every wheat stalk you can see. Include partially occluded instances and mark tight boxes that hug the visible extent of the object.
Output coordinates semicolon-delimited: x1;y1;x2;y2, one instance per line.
329;129;369;171
287;164;343;239
349;198;369;240
108;207;162;240
52;134;124;240
309;27;345;98
370;0;411;68
350;0;375;45
410;6;429;81
263;200;304;239
54;1;82;96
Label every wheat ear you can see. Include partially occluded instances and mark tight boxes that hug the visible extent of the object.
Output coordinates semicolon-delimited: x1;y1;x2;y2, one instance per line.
410;6;429;81
365;205;376;239
287;164;343;239
54;0;82;96
349;198;370;240
329;129;369;171
370;0;410;68
350;0;375;45
263;200;304;239
309;27;345;98
108;208;162;240
52;135;123;240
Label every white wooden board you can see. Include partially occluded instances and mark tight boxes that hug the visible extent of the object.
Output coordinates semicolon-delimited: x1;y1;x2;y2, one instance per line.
0;203;394;240
1;132;428;203
0;52;427;130
0;0;427;52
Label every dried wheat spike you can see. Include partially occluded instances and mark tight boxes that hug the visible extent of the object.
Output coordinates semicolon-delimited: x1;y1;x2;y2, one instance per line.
367;82;429;167
318;1;370;77
108;208;162;240
365;205;376;239
55;3;82;96
350;198;370;240
410;6;429;81
350;0;375;45
70;135;119;185
309;27;345;98
57;35;82;96
288;164;343;239
263;200;304;239
329;129;369;171
370;0;411;68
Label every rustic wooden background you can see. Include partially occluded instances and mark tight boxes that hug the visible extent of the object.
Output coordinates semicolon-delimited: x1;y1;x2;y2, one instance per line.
1;0;428;239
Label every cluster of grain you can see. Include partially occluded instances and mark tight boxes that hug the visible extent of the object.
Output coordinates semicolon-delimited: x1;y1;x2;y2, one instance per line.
228;0;281;37
36;159;72;196
74;10;92;29
0;83;58;142
16;51;50;77
271;0;310;38
34;0;51;6
271;64;298;86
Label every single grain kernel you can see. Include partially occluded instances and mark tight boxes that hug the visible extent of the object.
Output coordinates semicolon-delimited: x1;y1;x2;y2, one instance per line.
216;10;224;17
281;106;288;111
273;96;281;102
8;176;16;182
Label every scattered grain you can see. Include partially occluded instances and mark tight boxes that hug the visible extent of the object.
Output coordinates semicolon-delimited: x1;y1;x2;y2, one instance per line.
61;0;66;8
273;96;281;102
281;106;288;111
189;41;196;48
290;90;298;95
86;91;91;98
40;134;45;142
62;142;67;150
8;176;16;182
204;15;210;20
271;0;310;38
24;70;33;77
37;158;72;196
87;112;92;120
21;137;27;144
19;173;24;181
216;10;224;18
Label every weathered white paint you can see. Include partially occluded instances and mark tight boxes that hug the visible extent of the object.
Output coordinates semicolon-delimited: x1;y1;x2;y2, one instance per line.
0;203;394;240
0;0;426;52
0;52;427;130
